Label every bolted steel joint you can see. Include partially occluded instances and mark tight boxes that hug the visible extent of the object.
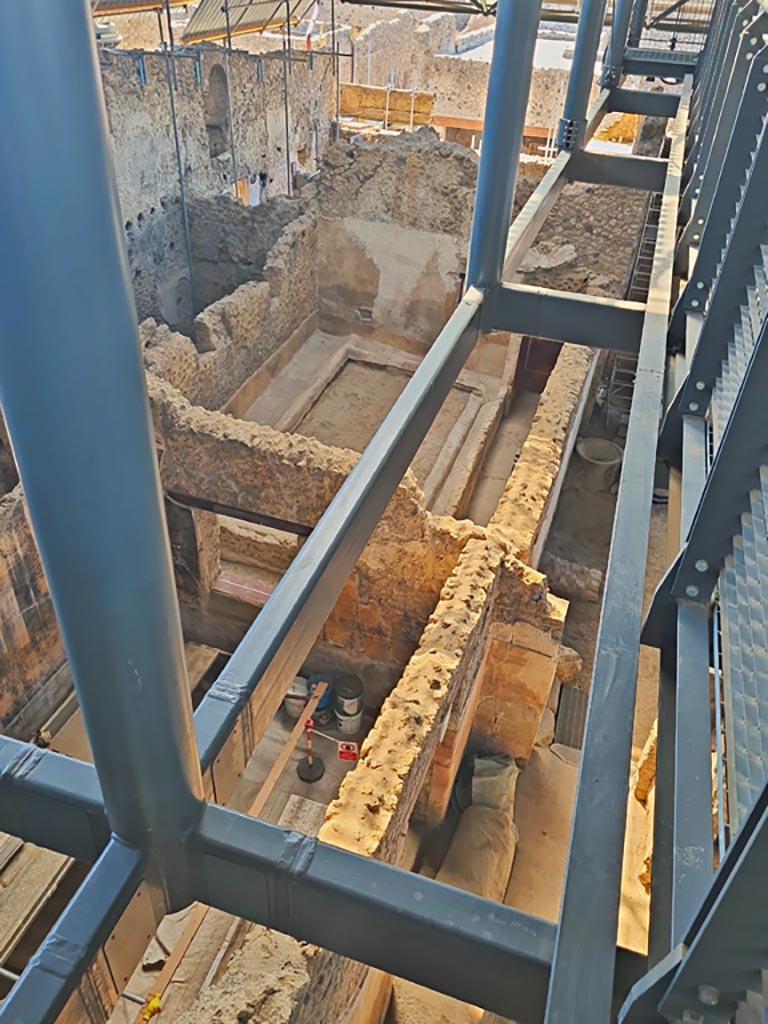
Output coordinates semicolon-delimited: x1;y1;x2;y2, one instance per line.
558;117;587;152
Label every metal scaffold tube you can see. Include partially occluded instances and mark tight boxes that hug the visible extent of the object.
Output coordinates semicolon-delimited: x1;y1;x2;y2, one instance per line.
602;0;635;84
558;0;610;149
465;0;543;289
0;0;204;861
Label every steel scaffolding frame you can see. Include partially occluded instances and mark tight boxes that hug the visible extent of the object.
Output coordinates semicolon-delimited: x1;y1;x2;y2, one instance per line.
2;0;763;1022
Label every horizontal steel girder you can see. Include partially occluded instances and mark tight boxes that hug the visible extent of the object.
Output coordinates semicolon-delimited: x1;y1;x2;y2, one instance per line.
544;75;692;1023
0;840;146;1024
607;88;680;118
192;289;484;772
0;787;647;1024
623;48;699;79
0;737;108;862
566;150;669;191
191;803;647;1023
485;283;646;352
502;88;610;277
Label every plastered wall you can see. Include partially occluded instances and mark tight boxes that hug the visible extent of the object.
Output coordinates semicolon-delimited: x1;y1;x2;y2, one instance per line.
314;133;475;340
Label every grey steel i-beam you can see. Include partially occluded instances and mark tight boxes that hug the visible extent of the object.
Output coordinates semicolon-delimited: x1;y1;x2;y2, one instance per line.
465;0;542;287
484;283;646;352
558;0;609;149
545;77;692;1023
0;0;204;871
0;840;147;1024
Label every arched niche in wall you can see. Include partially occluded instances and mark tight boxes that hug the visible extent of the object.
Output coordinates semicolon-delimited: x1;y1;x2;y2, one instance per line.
204;64;230;159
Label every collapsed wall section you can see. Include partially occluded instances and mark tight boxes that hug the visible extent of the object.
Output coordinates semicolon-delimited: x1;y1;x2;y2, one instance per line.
142;209;318;408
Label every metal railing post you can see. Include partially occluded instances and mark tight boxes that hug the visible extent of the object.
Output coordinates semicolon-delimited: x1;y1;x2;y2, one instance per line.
0;0;204;865
465;0;543;289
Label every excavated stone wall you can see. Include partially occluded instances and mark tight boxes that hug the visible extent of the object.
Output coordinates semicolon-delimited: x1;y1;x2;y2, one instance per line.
350;14;575;129
104;12;163;51
513;160;651;298
99;46;334;324
0;489;64;729
489;344;596;567
143;209;318;408
313;132;476;339
187;194;301;309
148;374;478;681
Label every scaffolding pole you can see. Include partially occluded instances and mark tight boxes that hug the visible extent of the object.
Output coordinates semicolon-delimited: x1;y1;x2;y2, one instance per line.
163;0;196;315
0;0;204;871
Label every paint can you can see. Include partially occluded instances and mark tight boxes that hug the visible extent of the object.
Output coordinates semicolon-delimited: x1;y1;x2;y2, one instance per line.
306;674;334;726
336;706;364;735
334;674;363;717
283;676;308;719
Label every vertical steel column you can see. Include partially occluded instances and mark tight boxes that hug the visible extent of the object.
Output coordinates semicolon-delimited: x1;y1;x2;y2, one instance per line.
465;0;542;288
558;0;609;150
0;1;203;854
602;0;634;85
627;0;649;46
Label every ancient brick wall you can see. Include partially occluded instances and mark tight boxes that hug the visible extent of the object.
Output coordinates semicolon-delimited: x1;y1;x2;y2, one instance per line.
0;489;64;729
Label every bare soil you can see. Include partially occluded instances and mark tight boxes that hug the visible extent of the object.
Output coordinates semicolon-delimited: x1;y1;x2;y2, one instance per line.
297;362;469;487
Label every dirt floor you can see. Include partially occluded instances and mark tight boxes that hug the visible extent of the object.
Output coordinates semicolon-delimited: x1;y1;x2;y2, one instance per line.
545;426;668;756
297;362;469;487
505;744;650;954
467;390;541;526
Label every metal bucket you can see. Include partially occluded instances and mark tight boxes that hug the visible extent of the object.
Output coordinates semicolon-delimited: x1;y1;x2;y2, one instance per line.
575;437;623;491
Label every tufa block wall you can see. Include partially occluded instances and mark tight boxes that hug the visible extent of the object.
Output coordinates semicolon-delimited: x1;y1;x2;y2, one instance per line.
488;344;596;567
147;375;479;677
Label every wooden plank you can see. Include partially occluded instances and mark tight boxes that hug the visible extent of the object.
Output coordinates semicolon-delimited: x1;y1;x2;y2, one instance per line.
431;113;484;132
0;834;23;874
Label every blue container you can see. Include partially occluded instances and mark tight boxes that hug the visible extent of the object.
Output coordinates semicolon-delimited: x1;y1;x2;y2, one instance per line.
306;674;334;725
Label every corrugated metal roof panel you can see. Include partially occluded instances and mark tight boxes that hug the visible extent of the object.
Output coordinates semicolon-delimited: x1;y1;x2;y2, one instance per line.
93;0;190;13
181;0;314;42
